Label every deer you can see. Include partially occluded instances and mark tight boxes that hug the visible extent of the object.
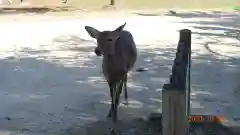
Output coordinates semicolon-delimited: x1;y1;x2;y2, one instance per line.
85;23;137;132
94;42;129;106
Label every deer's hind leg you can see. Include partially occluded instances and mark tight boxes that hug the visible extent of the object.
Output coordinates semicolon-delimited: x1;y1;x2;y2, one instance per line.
123;74;128;106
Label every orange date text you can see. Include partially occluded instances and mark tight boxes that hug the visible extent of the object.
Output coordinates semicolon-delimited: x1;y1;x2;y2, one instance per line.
188;115;223;124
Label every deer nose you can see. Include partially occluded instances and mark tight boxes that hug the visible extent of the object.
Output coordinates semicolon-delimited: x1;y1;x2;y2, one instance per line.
94;48;102;56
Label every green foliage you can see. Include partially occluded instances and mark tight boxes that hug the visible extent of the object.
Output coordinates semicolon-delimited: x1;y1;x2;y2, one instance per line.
233;6;240;11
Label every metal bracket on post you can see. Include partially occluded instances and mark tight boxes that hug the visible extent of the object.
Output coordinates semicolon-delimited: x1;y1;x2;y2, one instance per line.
162;29;191;135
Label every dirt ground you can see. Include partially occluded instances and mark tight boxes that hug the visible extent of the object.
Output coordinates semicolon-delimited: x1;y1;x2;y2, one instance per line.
61;113;240;135
0;6;239;135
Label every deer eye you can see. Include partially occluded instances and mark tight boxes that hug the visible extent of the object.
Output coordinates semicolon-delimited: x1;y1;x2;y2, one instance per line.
106;38;113;42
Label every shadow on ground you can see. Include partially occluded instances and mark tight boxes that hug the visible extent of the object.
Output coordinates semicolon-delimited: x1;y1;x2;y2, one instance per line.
59;12;240;135
169;11;240;119
62;115;240;135
172;10;240;93
59;41;240;135
135;10;240;19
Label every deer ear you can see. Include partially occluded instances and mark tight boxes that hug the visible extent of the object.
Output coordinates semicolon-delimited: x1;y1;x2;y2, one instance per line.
114;23;126;33
85;26;100;39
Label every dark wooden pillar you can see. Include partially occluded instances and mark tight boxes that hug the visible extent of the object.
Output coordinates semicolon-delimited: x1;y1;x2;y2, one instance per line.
162;29;191;135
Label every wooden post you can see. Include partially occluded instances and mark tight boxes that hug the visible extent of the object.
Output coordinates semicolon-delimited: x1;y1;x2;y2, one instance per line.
162;29;191;135
110;0;115;5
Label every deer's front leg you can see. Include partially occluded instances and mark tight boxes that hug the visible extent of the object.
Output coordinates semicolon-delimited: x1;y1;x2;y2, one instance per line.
107;82;114;118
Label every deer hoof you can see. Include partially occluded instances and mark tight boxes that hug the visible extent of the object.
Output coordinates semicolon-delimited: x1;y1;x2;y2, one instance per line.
110;128;118;135
122;101;128;106
136;67;148;72
107;113;112;118
94;48;102;56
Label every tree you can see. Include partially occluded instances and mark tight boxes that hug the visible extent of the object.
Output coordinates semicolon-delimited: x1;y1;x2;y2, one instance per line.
110;0;115;5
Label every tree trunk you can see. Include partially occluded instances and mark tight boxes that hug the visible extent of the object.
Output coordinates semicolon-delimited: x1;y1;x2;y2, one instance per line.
110;0;115;5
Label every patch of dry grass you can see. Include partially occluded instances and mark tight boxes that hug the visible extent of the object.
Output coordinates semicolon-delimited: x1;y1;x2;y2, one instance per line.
1;0;239;10
0;0;238;16
0;0;238;21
